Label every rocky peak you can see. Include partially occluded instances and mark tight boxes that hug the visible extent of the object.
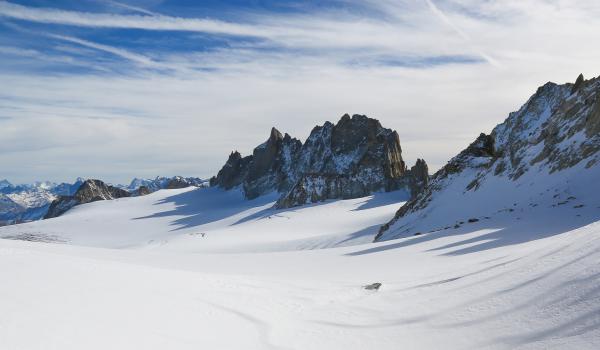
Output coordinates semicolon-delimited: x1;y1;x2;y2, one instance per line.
209;127;303;199
74;180;130;202
209;151;251;190
376;73;600;241
296;114;406;177
571;73;585;94
45;179;130;219
407;158;429;196
269;127;283;143
211;114;428;208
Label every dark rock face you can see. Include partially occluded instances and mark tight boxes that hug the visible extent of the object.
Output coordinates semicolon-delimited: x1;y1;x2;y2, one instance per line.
363;282;382;291
211;114;428;208
243;128;303;199
571;73;585;94
73;179;130;203
210;128;303;199
45;179;130;219
407;158;429;196
209;151;252;190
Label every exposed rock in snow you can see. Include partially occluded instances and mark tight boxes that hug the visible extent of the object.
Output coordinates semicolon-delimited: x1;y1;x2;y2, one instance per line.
211;114;428;208
45;179;131;219
376;74;600;241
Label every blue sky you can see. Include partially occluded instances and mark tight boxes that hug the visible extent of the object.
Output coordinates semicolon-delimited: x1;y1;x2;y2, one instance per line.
1;0;599;184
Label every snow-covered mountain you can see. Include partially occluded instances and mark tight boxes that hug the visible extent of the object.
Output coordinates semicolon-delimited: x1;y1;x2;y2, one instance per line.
0;176;207;224
0;195;24;225
377;74;600;241
211;114;429;208
121;176;208;194
0;178;84;225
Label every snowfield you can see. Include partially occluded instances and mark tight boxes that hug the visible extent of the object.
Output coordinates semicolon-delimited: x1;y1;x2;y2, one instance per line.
1;187;600;349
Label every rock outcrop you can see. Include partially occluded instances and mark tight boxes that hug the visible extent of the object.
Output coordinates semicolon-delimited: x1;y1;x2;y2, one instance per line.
211;114;429;208
45;179;130;219
375;73;600;242
210;128;302;199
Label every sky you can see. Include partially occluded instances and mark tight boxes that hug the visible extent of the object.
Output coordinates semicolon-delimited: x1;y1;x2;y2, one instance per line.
1;0;599;185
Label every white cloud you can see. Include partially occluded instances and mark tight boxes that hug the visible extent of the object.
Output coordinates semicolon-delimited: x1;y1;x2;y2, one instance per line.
0;1;278;37
103;0;159;16
47;34;160;68
1;0;599;183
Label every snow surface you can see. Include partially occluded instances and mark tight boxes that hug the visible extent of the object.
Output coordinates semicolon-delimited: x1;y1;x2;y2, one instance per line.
1;187;599;349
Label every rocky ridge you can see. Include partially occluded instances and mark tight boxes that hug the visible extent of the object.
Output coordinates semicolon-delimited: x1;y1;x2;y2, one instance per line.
211;114;429;207
44;176;208;219
376;74;600;241
45;179;131;219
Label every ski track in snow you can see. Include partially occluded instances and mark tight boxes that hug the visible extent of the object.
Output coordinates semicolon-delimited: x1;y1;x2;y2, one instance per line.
0;186;599;349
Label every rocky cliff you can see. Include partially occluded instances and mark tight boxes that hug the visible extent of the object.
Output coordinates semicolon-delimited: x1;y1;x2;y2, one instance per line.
375;74;600;241
211;114;429;207
210;127;302;199
45;179;130;219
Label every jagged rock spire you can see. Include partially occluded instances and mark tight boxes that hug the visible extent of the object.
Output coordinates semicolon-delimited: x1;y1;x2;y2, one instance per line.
211;114;428;208
572;73;585;94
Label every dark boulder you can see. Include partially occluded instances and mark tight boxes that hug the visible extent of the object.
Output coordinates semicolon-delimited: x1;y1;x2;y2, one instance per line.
363;282;382;290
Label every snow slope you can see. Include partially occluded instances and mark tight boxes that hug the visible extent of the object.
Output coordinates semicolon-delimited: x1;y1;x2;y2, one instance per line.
0;186;599;349
377;75;600;241
0;187;405;252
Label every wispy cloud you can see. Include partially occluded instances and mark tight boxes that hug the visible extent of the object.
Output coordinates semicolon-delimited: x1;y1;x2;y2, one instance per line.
1;0;599;183
103;0;159;16
47;34;161;69
423;0;501;67
0;1;270;36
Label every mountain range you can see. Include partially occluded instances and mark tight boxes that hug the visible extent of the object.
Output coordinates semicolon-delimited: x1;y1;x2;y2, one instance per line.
1;74;600;349
0;176;207;225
